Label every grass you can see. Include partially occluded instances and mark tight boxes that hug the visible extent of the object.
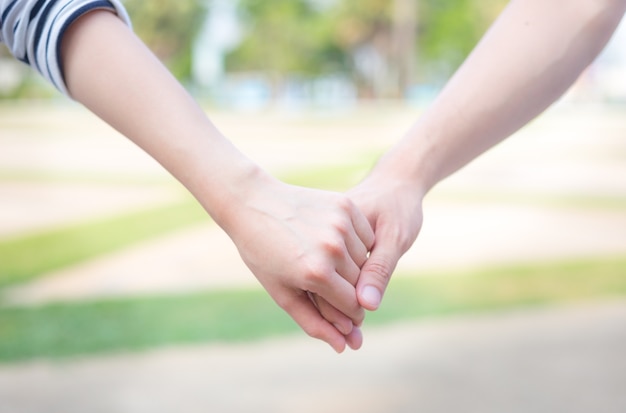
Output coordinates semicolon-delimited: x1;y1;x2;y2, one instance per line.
282;160;372;190
429;191;626;211
0;288;291;362
0;161;372;289
1;156;625;289
368;258;626;324
0;199;209;288
0;256;624;362
1;158;625;362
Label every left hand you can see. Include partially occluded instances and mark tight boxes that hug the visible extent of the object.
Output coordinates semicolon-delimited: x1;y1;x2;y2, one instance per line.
220;174;375;352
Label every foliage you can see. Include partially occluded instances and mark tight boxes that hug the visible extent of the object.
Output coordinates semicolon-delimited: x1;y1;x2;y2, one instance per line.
329;0;393;48
1;0;208;97
226;0;508;98
326;0;397;97
123;0;208;80
0;0;508;99
418;0;506;75
331;0;507;89
225;0;343;95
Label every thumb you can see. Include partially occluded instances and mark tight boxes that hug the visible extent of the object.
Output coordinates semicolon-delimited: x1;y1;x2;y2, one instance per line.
357;243;400;311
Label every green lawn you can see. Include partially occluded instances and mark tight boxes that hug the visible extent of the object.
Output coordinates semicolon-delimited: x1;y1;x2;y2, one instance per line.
0;199;208;288
1;162;625;362
2;159;624;289
0;160;373;289
1;256;624;362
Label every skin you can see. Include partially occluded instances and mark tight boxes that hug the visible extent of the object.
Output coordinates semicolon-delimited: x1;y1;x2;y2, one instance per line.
60;10;374;353
348;0;626;311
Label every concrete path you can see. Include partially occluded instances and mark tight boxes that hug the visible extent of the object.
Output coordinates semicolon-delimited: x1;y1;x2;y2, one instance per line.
1;299;625;413
0;182;180;238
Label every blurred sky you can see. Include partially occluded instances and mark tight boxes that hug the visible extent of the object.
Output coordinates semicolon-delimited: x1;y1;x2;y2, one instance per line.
593;16;626;100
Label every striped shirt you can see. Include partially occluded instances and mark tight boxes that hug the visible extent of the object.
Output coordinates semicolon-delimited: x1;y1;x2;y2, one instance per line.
0;0;130;95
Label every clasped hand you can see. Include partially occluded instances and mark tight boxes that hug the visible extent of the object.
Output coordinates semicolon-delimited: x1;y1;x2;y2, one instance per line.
225;168;423;352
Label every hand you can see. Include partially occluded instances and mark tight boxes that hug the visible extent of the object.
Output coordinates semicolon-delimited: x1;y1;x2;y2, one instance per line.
307;292;366;350
347;170;424;311
221;172;374;353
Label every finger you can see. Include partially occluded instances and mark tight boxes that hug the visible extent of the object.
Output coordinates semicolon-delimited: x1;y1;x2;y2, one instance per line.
309;293;364;351
329;207;369;280
356;231;402;311
333;244;362;286
285;291;348;353
305;268;365;326
308;292;355;335
347;200;375;252
345;326;364;350
341;221;371;270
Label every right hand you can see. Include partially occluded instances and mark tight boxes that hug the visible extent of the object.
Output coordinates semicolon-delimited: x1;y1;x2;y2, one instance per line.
347;171;425;311
309;170;423;347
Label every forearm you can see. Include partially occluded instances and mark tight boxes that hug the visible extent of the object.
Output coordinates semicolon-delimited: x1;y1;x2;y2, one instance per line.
349;0;625;310
379;0;626;194
60;10;263;228
60;10;376;351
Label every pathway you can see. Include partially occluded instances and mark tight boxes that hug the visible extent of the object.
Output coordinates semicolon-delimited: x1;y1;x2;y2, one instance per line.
0;300;624;413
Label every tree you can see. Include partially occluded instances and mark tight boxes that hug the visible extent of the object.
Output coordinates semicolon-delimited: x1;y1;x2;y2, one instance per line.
329;0;507;97
223;0;508;99
225;0;345;95
418;0;506;79
123;0;207;80
328;0;396;97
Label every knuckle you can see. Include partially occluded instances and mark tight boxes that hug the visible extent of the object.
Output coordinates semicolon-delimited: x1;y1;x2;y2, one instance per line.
302;260;332;289
364;257;393;286
321;235;344;258
332;217;351;237
333;194;352;212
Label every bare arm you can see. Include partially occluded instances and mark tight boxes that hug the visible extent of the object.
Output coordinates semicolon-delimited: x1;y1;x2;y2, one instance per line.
384;0;625;192
61;10;374;352
350;0;626;310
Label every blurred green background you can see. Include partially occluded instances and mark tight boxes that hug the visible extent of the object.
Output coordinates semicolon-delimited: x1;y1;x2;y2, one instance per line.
1;0;512;102
1;0;626;364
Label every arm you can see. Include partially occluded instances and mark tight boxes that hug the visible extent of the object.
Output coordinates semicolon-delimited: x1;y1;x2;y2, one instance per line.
59;10;374;352
350;0;626;310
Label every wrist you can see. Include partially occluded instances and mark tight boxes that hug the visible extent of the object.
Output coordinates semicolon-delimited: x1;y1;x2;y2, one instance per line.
196;159;273;229
371;131;438;199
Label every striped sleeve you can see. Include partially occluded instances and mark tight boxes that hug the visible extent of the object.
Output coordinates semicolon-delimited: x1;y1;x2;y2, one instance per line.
0;0;131;96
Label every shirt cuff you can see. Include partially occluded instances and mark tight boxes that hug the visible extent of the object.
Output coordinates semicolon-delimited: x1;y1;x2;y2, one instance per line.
1;0;131;96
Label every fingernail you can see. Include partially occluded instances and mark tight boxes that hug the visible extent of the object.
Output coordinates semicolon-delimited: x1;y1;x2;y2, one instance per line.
361;285;381;309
